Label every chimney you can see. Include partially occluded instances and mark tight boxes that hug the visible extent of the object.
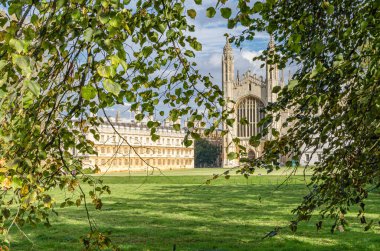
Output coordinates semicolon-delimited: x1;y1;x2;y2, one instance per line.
164;119;170;127
148;113;154;121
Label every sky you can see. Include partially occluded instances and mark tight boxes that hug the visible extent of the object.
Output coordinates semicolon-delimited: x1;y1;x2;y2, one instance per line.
188;1;271;87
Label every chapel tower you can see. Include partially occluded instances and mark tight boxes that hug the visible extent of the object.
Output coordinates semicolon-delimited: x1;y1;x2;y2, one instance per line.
222;36;235;167
222;36;234;99
266;35;279;103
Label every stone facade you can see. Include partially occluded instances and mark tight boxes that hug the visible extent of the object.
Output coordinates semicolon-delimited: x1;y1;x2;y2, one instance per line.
222;36;285;167
221;36;325;167
76;116;194;172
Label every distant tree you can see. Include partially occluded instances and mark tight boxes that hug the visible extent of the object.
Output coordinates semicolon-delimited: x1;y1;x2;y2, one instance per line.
203;0;379;231
0;0;229;248
194;139;221;167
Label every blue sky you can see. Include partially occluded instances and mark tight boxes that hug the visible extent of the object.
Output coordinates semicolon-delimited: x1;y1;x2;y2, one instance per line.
189;1;271;87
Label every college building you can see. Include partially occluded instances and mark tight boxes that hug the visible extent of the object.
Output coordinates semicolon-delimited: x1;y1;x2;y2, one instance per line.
76;114;194;172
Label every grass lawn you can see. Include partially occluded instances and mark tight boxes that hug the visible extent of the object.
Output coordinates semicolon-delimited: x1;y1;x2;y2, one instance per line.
9;168;380;250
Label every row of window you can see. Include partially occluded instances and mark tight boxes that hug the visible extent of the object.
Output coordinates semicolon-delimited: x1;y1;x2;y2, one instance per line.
94;158;193;166
96;146;193;156
99;134;183;146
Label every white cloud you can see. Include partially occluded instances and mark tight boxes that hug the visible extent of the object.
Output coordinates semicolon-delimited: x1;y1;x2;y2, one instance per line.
208;53;221;68
238;49;266;76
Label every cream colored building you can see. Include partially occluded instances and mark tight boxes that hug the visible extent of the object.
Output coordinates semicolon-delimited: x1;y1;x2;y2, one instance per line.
77;116;194;172
222;36;287;167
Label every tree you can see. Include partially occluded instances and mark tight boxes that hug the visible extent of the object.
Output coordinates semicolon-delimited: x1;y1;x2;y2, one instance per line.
210;0;380;231
194;138;221;167
0;0;229;248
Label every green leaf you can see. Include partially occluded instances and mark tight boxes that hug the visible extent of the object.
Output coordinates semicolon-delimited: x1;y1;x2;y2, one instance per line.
288;80;298;90
152;134;160;141
206;7;216;18
227;152;238;160
157;23;166;33
360;21;368;31
97;65;115;78
81;85;97;100
103;79;121;96
12;176;22;188
9;38;26;53
184;138;193;147
173;124;180;131
24;80;40;96
12;54;31;76
142;46;153;58
310;68;318;79
166;29;175;39
271;128;279;137
190;41;202;51
1;208;11;219
194;0;202;4
135;113;144;121
253;2;263;13
98;14;109;24
272;86;281;93
313;41;324;54
184;50;195;58
326;5;334;15
228;19;236;29
109;15;122;28
249;136;260;147
187;9;197;19
240;117;249;125
0;60;7;71
220;8;232;19
83;27;94;42
71;9;81;20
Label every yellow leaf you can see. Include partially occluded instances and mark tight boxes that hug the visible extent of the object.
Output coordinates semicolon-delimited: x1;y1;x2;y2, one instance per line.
20;185;29;197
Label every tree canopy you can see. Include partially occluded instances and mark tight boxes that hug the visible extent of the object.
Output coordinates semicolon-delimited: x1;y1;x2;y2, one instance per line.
209;0;379;232
194;138;221;167
0;0;229;248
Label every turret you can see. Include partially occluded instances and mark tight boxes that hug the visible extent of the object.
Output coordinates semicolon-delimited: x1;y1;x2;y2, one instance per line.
266;35;279;103
222;35;234;99
280;69;285;87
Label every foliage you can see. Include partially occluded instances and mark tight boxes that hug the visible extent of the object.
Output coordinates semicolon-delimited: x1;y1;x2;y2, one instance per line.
194;138;221;167
0;0;229;248
212;0;380;231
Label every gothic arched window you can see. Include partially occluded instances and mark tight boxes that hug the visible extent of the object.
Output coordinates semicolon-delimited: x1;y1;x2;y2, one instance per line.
236;96;265;138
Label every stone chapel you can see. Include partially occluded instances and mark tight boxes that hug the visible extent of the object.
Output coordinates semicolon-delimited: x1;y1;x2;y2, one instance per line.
222;36;289;167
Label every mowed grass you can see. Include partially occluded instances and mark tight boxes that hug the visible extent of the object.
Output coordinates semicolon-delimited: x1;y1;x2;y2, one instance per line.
9;168;380;251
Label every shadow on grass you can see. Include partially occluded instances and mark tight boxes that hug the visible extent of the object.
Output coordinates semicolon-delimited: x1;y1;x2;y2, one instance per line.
10;179;380;251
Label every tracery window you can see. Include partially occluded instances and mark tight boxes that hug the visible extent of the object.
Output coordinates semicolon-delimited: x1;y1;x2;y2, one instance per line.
236;96;265;138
